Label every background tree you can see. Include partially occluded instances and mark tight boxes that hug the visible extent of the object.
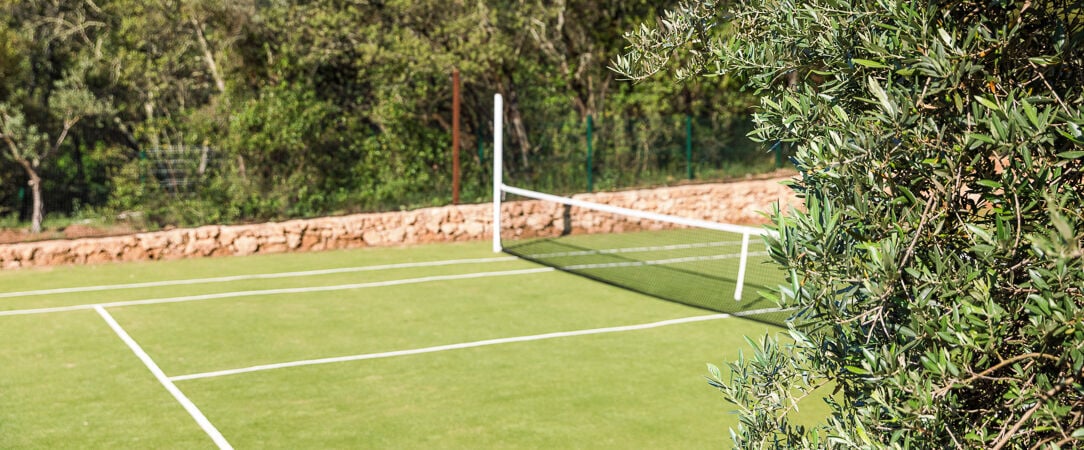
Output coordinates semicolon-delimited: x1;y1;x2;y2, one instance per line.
103;0;250;147
0;0;768;233
618;0;1084;448
0;0;110;233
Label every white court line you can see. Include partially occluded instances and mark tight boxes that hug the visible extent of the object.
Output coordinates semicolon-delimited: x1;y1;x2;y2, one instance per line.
0;268;555;317
0;250;768;318
95;306;233;449
0;257;518;299
170;308;784;382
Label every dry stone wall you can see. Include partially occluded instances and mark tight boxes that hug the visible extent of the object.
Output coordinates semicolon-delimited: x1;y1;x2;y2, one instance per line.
0;177;798;269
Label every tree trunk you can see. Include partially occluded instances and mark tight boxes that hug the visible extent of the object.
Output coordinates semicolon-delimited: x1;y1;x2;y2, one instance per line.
492;77;533;168
29;174;43;234
17;161;44;234
505;90;532;168
191;18;227;93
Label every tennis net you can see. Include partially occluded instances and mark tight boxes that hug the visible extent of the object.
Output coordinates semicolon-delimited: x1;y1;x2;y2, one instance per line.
491;95;789;326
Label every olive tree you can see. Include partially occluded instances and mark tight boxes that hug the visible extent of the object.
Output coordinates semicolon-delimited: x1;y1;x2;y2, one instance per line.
0;1;110;233
616;1;1084;448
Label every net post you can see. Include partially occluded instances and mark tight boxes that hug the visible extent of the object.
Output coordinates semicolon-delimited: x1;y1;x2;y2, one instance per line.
733;232;751;301
492;94;504;253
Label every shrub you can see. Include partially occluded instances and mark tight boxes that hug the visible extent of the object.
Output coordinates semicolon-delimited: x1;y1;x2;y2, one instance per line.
618;0;1084;447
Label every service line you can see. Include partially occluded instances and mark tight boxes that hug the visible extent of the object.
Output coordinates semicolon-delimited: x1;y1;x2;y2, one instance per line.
170;308;784;382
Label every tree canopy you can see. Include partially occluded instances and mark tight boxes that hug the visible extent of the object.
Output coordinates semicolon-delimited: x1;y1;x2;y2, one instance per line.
0;0;763;233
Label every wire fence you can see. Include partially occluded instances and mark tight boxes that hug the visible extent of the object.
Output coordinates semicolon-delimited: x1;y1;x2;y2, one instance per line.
486;114;783;195
0;113;786;230
145;145;220;196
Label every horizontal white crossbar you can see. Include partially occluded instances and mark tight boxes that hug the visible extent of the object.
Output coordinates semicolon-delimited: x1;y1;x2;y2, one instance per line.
501;184;775;236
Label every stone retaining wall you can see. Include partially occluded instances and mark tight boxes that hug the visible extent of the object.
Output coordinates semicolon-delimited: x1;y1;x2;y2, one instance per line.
0;177;797;269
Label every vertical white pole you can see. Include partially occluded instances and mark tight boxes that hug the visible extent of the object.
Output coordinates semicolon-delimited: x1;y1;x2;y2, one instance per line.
492;94;504;253
734;232;751;301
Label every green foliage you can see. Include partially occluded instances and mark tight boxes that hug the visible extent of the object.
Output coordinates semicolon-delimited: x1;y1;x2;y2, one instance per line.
619;0;1084;448
0;0;112;232
502;112;768;194
0;0;771;232
224;82;340;218
106;157;153;214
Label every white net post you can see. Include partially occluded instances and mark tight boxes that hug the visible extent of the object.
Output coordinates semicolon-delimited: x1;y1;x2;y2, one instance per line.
733;232;751;301
492;94;504;253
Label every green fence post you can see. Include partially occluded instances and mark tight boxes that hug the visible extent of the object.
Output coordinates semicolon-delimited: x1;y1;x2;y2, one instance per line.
15;187;24;220
477;128;486;193
775;143;783;168
685;115;693;180
478;129;485;163
139;149;147;185
586;115;594;193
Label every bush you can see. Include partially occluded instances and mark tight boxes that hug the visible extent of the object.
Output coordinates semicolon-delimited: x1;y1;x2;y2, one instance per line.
618;0;1084;447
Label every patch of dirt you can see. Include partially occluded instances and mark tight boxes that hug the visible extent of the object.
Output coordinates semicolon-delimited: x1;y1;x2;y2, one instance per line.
0;223;142;245
62;223;140;239
0;228;31;245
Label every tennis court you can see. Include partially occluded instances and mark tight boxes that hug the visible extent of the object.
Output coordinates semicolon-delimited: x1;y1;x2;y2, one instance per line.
0;239;822;448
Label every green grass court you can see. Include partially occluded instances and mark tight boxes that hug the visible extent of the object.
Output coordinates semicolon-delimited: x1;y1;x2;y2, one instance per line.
0;240;825;448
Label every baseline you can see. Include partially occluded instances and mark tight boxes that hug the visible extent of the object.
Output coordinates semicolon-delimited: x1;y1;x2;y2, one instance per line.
170;308;783;382
0;256;518;299
0;267;554;317
95;305;233;449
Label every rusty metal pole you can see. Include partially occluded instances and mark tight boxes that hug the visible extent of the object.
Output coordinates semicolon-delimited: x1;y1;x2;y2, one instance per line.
452;68;461;205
